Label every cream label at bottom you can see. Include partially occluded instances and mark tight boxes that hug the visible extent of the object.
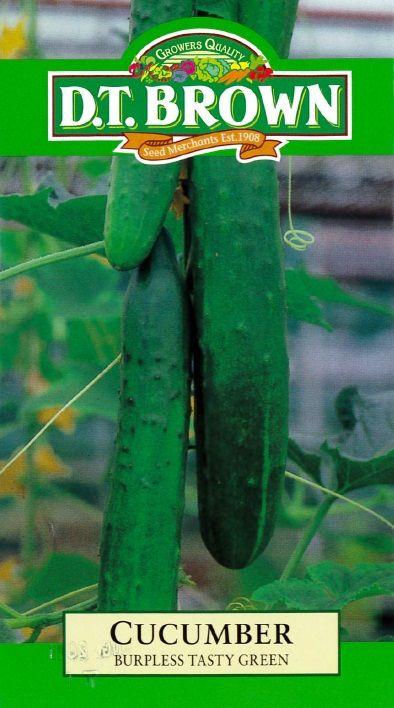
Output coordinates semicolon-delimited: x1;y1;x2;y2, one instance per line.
64;612;339;676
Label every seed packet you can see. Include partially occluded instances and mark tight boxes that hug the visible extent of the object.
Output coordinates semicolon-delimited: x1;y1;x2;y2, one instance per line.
0;2;392;705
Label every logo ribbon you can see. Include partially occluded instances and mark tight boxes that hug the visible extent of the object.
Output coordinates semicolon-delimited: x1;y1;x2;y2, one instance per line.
121;129;283;161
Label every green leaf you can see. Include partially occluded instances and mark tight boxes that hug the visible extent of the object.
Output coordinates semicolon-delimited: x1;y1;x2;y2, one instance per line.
286;271;332;330
31;256;121;320
305;273;394;318
323;444;394;494
325;388;394;492
287;438;322;484
307;561;394;606
178;567;195;588
286;269;394;328
0;189;106;247
22;365;119;423
250;54;267;70
252;578;327;610
350;532;394;555
67;318;120;366
252;561;394;610
334;388;394;459
289;389;394;493
79;158;110;180
21;552;98;607
0;298;55;374
0;328;20;372
0;229;32;267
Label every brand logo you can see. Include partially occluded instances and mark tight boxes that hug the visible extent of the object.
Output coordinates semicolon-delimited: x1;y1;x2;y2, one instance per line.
48;20;352;163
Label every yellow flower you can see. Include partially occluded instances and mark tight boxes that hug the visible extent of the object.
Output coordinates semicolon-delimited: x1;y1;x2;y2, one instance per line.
14;276;35;297
0;456;26;498
20;625;63;642
0;557;21;583
0;19;28;59
0;556;25;602
0;444;70;498
37;406;76;434
33;444;70;478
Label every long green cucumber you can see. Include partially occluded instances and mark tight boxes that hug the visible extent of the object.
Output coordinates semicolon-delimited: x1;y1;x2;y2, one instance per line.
104;0;193;271
194;1;238;19
190;159;289;569
239;0;299;58
98;229;190;610
189;1;298;569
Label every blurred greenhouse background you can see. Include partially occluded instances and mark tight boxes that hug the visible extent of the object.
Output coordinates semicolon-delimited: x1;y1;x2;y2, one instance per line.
0;1;393;642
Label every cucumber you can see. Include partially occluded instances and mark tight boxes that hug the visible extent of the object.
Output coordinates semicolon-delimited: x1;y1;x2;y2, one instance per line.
189;1;298;569
105;161;181;270
104;0;193;271
132;2;192;32
239;1;300;58
98;229;190;610
194;1;238;19
190;159;289;569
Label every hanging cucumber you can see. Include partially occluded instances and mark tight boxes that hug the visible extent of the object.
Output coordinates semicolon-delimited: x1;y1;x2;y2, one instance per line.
105;162;181;270
239;1;300;58
104;0;193;271
190;159;289;569
193;1;238;19
189;1;298;569
98;229;190;611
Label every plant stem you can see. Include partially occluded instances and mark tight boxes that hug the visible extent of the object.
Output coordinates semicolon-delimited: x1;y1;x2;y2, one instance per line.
20;158;35;194
24;584;98;616
0;355;121;480
280;496;334;581
7;597;97;631
0;242;105;284
285;470;394;530
3;570;189;625
25;627;42;643
0;602;22;619
26;0;39;57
